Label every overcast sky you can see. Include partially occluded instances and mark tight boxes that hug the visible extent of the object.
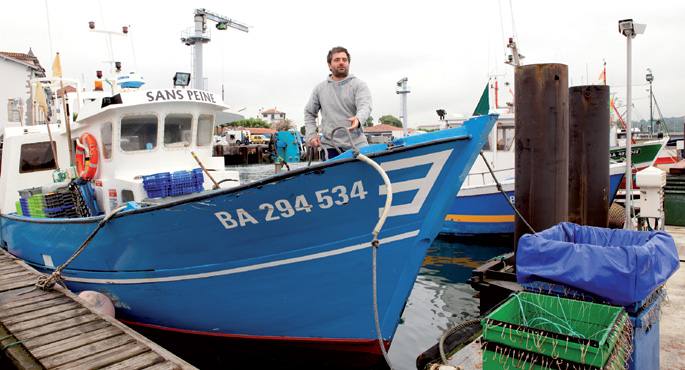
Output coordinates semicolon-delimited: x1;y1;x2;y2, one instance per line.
3;1;684;128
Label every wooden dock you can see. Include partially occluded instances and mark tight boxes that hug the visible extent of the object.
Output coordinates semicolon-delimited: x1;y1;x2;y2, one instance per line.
0;249;196;370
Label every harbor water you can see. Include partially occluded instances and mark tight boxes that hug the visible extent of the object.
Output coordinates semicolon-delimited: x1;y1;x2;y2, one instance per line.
209;164;513;369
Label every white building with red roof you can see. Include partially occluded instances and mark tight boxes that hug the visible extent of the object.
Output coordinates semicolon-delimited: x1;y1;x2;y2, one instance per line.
363;123;415;143
260;107;286;124
0;49;46;126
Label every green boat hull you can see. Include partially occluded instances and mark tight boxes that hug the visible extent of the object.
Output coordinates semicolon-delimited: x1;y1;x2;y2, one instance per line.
609;139;665;168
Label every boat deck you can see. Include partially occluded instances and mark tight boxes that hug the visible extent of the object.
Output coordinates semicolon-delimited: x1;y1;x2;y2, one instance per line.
439;225;685;370
0;249;196;370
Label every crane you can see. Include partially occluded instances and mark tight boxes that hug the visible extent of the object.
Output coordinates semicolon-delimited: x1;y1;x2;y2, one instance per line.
180;8;249;90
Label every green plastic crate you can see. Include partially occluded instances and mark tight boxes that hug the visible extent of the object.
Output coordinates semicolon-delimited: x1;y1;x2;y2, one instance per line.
482;337;632;370
482;292;630;367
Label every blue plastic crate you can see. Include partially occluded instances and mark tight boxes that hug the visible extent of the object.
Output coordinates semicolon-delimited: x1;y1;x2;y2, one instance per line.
170;170;202;196
143;172;171;198
628;292;664;370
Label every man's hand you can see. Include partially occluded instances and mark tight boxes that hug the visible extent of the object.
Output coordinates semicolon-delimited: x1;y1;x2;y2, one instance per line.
309;136;321;148
348;116;360;131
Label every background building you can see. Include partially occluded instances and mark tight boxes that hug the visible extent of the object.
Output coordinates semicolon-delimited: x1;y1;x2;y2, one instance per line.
0;49;46;128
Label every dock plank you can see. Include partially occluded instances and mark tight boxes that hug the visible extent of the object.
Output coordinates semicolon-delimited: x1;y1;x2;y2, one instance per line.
98;351;165;370
32;325;123;359
0;277;38;292
7;307;91;332
23;320;111;349
52;343;150;370
41;334;136;368
0;289;64;309
0;296;73;319
0;270;37;281
12;313;100;341
0;286;62;310
3;302;81;325
142;361;182;370
0;265;27;274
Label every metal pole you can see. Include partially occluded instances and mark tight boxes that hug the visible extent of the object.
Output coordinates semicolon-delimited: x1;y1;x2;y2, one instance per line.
649;80;653;136
192;14;204;90
624;36;633;230
401;92;407;137
396;78;409;137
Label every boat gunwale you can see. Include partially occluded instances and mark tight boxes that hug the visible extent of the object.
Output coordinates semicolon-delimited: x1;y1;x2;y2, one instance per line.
0;135;467;225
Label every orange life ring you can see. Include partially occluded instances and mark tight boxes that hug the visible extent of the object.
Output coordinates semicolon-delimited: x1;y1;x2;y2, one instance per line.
75;133;99;180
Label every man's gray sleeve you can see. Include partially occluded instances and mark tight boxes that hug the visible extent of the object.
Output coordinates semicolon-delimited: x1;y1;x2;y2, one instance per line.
354;81;372;125
304;87;320;142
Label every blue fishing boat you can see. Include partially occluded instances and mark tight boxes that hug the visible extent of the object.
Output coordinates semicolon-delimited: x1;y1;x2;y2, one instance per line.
0;76;496;360
441;162;627;236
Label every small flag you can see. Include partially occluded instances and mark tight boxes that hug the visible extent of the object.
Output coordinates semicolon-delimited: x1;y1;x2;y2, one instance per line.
598;60;607;85
34;82;49;115
52;52;62;78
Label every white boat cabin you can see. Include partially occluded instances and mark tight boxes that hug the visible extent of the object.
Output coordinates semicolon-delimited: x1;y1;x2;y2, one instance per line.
0;81;239;216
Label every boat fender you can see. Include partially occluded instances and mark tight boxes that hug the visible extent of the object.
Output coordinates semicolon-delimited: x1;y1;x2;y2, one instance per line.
78;290;115;317
75;133;100;180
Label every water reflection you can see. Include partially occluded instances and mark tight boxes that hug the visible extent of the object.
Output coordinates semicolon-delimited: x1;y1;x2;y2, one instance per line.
388;237;511;370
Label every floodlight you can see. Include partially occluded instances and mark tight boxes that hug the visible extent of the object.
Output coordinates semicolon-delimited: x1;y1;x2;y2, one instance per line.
173;72;191;87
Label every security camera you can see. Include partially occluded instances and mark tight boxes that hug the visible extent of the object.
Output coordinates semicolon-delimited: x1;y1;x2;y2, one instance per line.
396;77;408;87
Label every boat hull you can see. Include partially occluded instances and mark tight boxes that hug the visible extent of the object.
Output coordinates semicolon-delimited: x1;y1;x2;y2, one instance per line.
0;115;496;355
441;169;625;236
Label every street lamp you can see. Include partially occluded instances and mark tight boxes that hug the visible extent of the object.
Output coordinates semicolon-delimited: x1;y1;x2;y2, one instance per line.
618;19;646;230
646;69;654;136
396;78;410;137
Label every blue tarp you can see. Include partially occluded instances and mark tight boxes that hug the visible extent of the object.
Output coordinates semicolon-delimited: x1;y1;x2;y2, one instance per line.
517;222;679;306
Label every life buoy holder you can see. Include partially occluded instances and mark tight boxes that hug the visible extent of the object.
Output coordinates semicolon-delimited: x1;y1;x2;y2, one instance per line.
75;133;99;180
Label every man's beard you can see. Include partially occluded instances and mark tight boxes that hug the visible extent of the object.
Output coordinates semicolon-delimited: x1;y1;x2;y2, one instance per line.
332;67;348;78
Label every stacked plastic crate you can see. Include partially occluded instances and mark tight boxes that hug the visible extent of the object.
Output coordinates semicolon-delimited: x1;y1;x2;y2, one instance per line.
143;169;203;198
481;291;633;369
521;281;665;370
16;185;83;219
515;223;679;370
143;172;171;198
43;189;78;218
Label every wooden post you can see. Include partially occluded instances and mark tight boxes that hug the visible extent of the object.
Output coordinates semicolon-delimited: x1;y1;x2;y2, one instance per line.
59;80;74;166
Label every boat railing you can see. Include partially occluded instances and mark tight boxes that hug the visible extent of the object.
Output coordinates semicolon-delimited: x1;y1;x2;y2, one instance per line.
464;167;514;187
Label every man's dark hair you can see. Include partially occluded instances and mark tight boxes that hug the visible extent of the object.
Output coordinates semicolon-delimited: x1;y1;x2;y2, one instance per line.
327;46;350;64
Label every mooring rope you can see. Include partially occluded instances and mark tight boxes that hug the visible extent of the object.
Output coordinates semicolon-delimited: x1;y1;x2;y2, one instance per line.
478;151;536;234
324;126;395;369
35;205;127;291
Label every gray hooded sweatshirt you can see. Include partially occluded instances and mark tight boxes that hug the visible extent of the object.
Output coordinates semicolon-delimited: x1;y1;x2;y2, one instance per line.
304;74;371;150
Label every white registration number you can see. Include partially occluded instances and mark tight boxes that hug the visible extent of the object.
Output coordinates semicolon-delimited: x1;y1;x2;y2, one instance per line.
214;180;368;229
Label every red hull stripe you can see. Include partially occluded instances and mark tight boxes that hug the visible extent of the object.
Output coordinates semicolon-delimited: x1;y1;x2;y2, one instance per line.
121;319;391;354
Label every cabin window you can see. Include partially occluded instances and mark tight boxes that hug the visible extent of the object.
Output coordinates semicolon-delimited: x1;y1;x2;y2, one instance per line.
101;122;112;159
197;114;213;146
164;114;193;148
121;115;158;151
497;127;515;151
19;141;57;173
